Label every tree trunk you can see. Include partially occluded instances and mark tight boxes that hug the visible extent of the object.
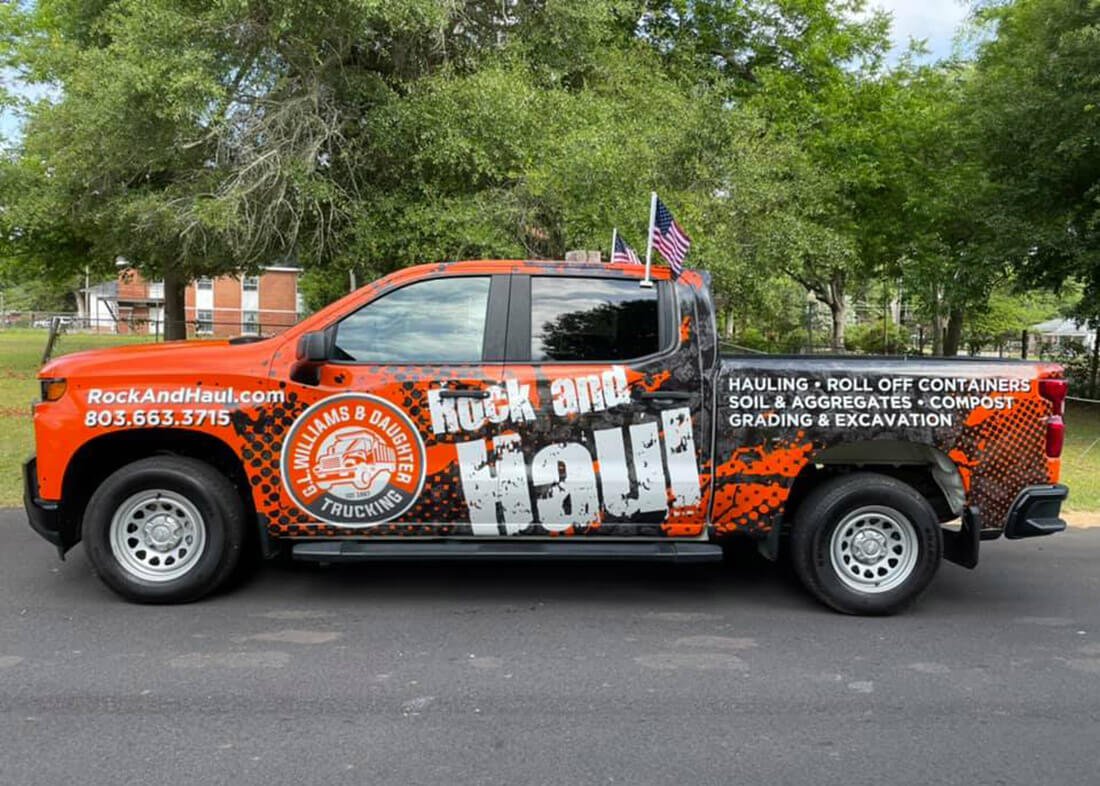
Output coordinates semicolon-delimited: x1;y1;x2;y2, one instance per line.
931;285;944;356
827;272;847;352
1089;327;1100;398
162;268;187;341
828;300;846;352
943;307;964;357
725;305;735;339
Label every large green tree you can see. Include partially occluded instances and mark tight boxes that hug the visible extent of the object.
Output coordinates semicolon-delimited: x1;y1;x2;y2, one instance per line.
0;0;485;336
876;64;1013;356
970;0;1100;382
638;0;896;351
0;0;1001;358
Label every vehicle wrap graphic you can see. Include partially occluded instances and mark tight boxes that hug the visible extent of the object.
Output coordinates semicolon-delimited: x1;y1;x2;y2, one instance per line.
229;366;705;539
708;360;1060;538
280;393;425;526
31;259;1063;548
236;265;1057;541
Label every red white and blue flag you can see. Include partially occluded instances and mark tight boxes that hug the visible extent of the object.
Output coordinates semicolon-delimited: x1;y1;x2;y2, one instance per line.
612;231;641;265
651;197;691;278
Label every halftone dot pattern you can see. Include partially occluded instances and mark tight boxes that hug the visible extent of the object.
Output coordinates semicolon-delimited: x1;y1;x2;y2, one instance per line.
955;395;1051;532
710;437;816;535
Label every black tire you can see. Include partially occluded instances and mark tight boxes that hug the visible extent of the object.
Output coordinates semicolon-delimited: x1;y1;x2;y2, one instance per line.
82;456;246;604
790;472;942;615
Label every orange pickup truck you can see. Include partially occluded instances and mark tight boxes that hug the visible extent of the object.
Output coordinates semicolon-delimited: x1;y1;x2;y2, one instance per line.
24;260;1069;614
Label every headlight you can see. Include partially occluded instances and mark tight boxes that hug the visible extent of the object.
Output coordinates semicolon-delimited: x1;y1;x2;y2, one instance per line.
40;378;67;402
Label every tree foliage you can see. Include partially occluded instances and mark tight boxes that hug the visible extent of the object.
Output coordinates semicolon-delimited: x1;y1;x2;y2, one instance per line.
0;0;1093;364
968;0;1100;385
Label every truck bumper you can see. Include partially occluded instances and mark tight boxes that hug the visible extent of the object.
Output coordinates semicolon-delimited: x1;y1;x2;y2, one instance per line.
942;484;1068;569
1003;484;1068;540
22;457;71;559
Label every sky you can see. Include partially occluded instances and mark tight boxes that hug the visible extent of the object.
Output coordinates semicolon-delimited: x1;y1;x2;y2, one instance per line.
0;2;972;144
872;0;972;61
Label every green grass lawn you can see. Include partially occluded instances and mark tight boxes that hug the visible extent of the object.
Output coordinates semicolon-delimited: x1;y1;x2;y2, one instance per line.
0;328;154;507
1;329;1098;512
1062;400;1100;511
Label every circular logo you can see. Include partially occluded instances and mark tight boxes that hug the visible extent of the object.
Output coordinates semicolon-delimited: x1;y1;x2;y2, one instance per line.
280;393;426;527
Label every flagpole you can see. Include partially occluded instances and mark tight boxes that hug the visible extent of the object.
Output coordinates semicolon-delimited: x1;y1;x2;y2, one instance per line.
641;192;657;288
610;227;618;264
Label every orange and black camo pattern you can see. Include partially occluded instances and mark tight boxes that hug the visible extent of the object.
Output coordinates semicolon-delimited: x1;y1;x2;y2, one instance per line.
34;259;1063;546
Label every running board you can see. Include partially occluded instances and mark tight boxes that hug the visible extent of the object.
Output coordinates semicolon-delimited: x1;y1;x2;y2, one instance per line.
291;540;724;564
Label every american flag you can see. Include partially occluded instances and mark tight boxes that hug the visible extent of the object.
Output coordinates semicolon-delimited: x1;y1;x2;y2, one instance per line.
652;197;691;277
612;232;641;265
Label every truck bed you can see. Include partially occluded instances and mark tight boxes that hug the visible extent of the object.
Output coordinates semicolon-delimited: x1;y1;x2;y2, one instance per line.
709;354;1063;538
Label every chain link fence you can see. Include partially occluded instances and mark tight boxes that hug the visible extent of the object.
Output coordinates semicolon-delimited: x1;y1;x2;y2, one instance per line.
1;312;299;339
0;313;300;364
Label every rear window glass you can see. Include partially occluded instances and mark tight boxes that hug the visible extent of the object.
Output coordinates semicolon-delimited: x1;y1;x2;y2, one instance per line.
530;277;661;362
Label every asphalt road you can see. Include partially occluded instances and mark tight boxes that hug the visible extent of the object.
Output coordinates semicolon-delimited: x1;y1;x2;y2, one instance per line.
1;510;1098;785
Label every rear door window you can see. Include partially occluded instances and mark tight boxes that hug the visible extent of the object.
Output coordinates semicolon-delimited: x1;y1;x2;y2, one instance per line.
530;277;662;362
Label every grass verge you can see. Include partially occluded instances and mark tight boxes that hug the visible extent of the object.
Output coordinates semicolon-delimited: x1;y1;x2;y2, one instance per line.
1062;400;1100;511
0;328;153;506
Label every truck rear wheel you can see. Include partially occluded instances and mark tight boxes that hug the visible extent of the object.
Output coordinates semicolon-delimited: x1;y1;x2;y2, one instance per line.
790;472;942;615
82;456;246;603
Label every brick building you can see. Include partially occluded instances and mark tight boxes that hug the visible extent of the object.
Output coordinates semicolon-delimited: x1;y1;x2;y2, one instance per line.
86;266;302;337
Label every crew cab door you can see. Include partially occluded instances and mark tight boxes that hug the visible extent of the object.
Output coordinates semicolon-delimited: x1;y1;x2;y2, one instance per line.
296;273;509;533
496;273;708;538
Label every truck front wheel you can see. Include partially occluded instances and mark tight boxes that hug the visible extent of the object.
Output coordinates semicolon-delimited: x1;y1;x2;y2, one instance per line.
790;472;942;615
82;457;246;603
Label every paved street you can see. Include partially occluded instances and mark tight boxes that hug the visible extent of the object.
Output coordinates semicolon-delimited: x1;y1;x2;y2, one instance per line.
1;509;1098;785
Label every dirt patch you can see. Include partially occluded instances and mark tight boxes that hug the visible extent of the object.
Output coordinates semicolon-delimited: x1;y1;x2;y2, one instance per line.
1064;511;1100;529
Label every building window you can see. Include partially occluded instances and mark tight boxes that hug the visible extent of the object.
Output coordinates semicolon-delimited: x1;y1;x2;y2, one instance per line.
242;310;259;336
196;277;213;291
148;281;164;300
242;276;259;292
196;310;213;335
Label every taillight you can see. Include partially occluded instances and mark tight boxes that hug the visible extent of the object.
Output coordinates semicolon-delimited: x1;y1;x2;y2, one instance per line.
1040;378;1067;416
1039;377;1068;458
1046;416;1065;458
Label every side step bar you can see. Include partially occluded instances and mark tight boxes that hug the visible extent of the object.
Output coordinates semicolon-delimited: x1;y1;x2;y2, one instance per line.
291;540;724;564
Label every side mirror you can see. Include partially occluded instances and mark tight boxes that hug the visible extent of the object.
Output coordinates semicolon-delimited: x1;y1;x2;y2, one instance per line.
296;331;329;363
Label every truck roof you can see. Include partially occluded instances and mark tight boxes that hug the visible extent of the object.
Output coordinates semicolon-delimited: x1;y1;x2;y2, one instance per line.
434;258;679;278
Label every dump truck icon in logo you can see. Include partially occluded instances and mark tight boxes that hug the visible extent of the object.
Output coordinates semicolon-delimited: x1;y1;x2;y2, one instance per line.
313;426;398;498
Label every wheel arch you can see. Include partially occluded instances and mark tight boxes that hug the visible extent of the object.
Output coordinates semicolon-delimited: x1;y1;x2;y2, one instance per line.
783;440;966;527
62;429;256;546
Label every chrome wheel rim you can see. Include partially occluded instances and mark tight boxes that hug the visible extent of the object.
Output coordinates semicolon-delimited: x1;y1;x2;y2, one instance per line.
109;490;206;582
829;505;919;594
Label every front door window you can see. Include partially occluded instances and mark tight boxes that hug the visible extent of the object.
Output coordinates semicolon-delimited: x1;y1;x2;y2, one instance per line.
335;277;492;364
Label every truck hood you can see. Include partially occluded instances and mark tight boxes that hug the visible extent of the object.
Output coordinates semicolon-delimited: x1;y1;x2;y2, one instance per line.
39;338;278;380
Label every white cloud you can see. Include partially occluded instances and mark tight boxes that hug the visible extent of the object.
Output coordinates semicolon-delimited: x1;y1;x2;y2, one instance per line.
871;0;971;60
